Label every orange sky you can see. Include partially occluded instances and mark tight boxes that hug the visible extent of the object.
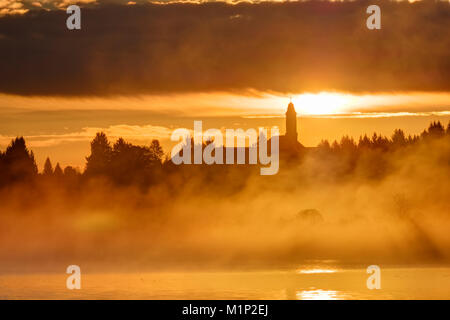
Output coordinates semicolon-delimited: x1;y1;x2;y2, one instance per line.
1;91;449;169
1;1;449;169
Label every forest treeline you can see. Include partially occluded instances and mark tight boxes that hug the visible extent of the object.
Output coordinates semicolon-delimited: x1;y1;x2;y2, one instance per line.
0;121;449;190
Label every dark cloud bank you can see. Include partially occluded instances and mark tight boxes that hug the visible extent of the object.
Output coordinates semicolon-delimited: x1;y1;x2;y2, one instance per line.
0;1;449;96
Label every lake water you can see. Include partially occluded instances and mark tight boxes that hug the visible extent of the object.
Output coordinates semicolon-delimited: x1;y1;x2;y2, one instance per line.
0;267;449;299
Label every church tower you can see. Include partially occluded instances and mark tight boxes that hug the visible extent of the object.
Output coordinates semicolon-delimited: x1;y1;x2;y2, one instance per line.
285;101;298;141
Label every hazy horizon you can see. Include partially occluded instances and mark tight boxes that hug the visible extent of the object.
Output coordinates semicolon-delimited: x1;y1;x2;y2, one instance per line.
1;0;449;300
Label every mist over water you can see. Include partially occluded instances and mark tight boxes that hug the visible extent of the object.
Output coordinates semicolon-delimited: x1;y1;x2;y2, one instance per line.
0;133;449;273
1;0;449;301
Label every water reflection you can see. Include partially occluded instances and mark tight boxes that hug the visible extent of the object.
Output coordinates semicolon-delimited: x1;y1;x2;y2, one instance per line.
297;268;338;274
1;267;449;299
296;289;343;300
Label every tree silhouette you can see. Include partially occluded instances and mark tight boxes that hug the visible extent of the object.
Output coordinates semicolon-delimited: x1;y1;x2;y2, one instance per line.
331;140;340;151
0;149;4;184
0;137;37;185
391;129;407;148
149;139;164;163
371;133;389;150
85;132;112;176
54;163;63;178
0;121;448;189
43;157;54;176
340;135;357;152
422;121;445;139
317;140;331;153
63;165;81;186
358;134;372;149
427;121;445;138
63;166;79;177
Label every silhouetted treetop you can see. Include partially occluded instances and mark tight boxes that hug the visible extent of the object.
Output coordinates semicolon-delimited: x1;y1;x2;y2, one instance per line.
149;140;164;163
43;157;53;176
54;163;63;177
85;132;112;176
0;137;37;185
422;121;445;139
84;133;164;187
392;129;407;147
0;121;448;189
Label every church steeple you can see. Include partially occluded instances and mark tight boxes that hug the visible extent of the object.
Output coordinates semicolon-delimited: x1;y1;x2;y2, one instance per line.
286;101;298;141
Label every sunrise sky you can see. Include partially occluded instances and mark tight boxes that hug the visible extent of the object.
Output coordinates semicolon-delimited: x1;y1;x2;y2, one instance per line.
0;0;449;168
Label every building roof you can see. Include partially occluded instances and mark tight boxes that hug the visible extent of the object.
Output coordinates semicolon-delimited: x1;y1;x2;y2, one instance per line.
287;102;296;113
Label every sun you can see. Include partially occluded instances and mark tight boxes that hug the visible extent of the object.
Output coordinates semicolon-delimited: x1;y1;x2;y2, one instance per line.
293;92;352;115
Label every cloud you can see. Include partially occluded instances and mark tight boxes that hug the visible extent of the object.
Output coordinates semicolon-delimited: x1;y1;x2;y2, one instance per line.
0;1;449;95
0;124;173;148
0;0;98;15
0;0;28;15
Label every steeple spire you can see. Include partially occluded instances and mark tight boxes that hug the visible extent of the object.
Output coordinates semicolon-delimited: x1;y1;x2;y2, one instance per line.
286;101;297;141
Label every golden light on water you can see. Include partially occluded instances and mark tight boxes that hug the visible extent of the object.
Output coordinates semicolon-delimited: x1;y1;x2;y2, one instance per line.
296;289;343;300
296;268;339;274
